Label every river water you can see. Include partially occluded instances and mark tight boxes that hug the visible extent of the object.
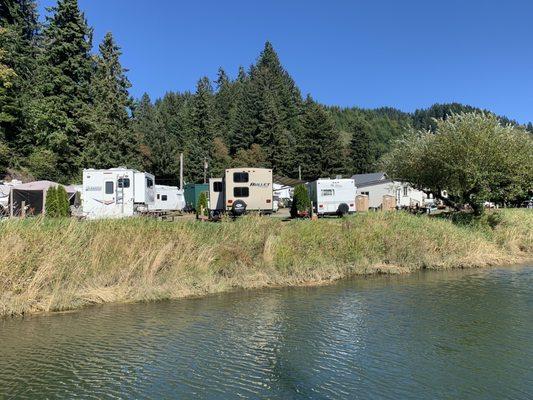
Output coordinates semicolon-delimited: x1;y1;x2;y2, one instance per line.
1;266;532;399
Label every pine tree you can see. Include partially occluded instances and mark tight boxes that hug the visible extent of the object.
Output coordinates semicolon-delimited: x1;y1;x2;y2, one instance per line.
134;93;179;179
0;0;39;157
0;30;18;141
84;32;140;170
349;115;373;174
256;90;293;175
250;42;302;175
228;67;256;153
29;0;93;182
300;96;345;180
214;67;233;140
186;77;217;183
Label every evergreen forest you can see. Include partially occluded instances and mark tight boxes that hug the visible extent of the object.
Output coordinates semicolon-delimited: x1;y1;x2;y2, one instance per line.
1;0;531;184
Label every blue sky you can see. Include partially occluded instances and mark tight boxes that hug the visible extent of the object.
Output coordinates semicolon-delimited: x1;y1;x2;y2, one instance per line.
39;0;533;123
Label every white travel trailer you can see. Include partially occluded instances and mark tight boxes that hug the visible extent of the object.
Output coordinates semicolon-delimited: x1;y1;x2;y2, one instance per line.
151;185;185;212
307;178;356;216
209;168;273;216
82;168;155;219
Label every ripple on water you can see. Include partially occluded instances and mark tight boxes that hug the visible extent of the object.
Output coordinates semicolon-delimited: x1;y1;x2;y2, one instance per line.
1;266;532;399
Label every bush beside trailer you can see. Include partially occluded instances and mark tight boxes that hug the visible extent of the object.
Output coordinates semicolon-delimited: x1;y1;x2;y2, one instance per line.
82;168;155;219
209;168;273;216
307;178;356;216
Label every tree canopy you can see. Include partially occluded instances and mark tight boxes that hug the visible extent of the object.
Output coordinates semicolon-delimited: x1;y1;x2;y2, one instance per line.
382;113;533;213
0;1;531;186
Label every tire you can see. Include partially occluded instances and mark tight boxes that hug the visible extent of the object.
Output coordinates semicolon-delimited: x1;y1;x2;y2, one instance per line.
337;203;349;217
231;200;247;216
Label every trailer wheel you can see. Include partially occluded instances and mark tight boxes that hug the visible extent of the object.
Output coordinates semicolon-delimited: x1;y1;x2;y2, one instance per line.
337;203;349;217
232;200;247;216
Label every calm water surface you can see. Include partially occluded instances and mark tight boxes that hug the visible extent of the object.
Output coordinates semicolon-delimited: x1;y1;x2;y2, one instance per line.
1;266;532;399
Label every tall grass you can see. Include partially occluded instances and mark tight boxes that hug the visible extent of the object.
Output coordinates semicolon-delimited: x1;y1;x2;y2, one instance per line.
1;210;531;316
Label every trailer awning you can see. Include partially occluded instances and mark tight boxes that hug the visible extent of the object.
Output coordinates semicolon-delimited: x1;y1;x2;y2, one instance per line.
273;175;305;188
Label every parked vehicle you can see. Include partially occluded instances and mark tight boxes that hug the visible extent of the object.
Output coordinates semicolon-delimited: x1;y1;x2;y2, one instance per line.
82;168;155;219
521;198;533;209
209;168;273;216
307;178;356;216
150;185;185;212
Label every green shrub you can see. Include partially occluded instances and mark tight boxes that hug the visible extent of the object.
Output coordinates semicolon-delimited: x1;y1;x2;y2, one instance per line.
46;185;70;217
197;191;208;217
291;184;311;218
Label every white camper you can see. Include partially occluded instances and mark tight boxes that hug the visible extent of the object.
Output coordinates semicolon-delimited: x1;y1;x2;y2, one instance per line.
151;185;185;212
82;168;155;219
307;178;356;216
209;168;273;216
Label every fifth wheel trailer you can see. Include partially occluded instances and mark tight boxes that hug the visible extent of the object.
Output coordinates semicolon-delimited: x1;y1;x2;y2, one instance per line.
209;168;273;216
307;178;356;216
82;168;155;219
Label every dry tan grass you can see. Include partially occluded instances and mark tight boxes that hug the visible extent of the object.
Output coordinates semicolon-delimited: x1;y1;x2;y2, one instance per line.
0;210;531;316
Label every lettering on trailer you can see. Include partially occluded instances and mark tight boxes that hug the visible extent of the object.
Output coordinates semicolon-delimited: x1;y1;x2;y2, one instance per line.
85;186;102;192
250;183;271;187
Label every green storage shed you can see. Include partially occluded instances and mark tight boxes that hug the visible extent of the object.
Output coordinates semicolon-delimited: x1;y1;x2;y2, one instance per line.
184;183;209;211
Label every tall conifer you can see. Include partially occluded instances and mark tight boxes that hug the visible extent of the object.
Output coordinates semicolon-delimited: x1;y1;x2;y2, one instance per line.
84;32;140;169
300;96;345;180
29;0;93;181
0;0;39;157
349;115;373;174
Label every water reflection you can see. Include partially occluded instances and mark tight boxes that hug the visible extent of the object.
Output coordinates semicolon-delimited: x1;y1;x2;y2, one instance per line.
1;266;532;399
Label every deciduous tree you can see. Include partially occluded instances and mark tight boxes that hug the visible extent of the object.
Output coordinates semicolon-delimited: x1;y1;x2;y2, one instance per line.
382;113;533;214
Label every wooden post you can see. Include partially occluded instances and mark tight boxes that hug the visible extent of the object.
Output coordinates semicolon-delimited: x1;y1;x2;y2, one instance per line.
179;153;184;190
43;189;46;215
21;201;26;218
9;188;13;217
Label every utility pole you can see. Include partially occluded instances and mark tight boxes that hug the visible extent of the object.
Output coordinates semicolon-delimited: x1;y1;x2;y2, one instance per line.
203;157;208;184
179;153;184;190
298;165;302;181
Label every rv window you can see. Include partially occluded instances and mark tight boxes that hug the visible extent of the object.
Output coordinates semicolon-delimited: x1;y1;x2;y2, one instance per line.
321;189;334;196
157;194;160;200
213;181;223;192
105;181;114;194
118;178;130;188
233;172;249;183
146;177;154;188
403;186;408;197
234;187;249;197
162;195;168;201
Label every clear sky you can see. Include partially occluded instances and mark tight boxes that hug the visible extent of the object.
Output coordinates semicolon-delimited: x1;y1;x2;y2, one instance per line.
38;0;533;123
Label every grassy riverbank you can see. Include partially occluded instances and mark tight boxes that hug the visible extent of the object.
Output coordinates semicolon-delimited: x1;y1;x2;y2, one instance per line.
1;210;532;316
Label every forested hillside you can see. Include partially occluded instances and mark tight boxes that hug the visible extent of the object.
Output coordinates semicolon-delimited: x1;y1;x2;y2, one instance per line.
1;0;531;184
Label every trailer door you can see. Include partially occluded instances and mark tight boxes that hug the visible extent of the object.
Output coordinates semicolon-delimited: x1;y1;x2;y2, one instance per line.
103;180;115;205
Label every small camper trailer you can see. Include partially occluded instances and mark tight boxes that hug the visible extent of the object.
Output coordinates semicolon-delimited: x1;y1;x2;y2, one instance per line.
307;178;356;216
209;168;273;216
82;168;155;219
151;185;185;212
